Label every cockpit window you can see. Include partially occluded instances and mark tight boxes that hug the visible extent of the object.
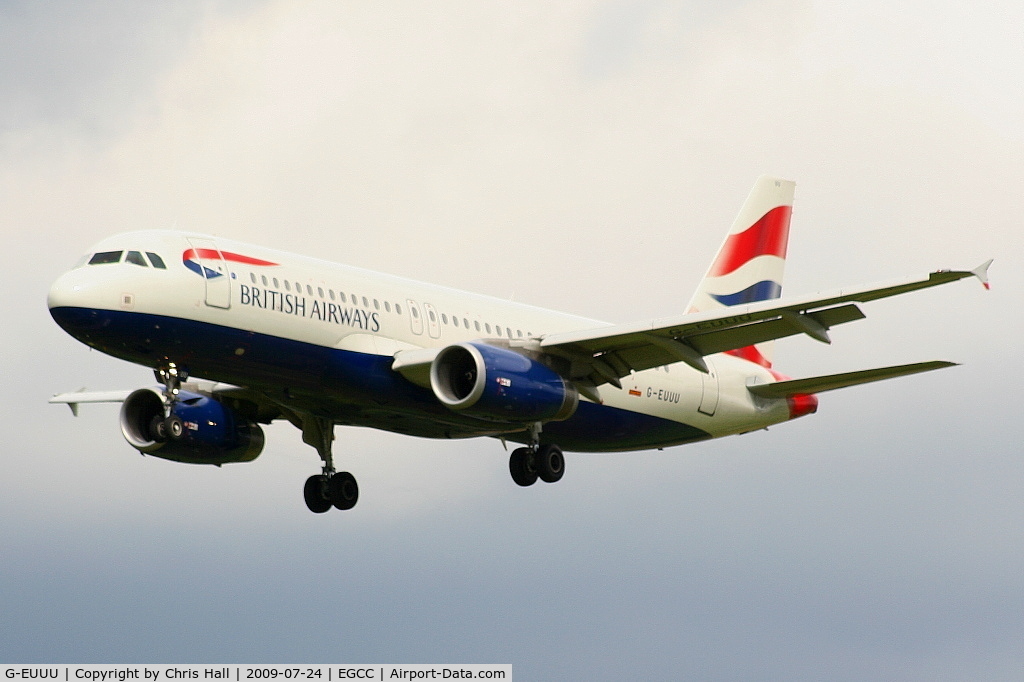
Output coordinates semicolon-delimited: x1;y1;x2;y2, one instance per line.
125;251;148;267
146;252;167;269
89;251;123;265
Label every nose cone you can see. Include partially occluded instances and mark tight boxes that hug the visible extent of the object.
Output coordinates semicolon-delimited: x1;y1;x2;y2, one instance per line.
47;270;80;311
48;269;112;339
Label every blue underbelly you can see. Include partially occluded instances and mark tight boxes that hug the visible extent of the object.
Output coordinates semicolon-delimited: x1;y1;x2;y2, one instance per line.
49;306;710;451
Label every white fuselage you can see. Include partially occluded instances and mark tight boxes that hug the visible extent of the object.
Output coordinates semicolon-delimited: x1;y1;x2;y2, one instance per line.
48;230;796;452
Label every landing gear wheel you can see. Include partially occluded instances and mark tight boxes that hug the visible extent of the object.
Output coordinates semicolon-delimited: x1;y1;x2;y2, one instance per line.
535;444;565;483
509;447;538;487
149;415;168;442
328;472;359;511
164;415;185;440
303;475;332;514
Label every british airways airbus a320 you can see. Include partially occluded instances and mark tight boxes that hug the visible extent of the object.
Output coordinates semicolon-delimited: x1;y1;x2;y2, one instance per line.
48;177;990;513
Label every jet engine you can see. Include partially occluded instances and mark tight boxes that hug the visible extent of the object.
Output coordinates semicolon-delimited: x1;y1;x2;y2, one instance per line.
119;388;265;464
430;342;578;423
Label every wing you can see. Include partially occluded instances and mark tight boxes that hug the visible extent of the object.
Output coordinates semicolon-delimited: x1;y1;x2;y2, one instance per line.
49;382;273;417
540;262;991;389
49;389;133;416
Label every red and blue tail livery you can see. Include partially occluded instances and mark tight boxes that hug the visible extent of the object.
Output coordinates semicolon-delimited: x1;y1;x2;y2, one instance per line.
47;177;989;513
687;176;795;367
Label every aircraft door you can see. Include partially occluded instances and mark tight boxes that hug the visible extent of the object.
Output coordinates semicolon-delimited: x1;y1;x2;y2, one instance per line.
407;299;424;335
698;360;719;416
422;303;441;339
186;238;230;309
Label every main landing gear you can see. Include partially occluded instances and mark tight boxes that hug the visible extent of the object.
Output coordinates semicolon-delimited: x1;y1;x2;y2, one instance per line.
301;416;359;514
508;422;565;487
148;362;188;443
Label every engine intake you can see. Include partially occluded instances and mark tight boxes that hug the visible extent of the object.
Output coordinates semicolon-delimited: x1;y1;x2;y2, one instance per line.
120;388;265;464
430;343;578;423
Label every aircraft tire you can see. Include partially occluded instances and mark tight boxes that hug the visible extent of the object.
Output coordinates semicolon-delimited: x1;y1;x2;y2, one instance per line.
328;471;359;511
303;475;332;514
509;447;538;487
535;444;565;483
149;415;168;442
164;415;185;440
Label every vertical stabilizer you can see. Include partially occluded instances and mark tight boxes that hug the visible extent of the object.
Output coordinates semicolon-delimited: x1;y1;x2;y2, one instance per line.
686;176;795;367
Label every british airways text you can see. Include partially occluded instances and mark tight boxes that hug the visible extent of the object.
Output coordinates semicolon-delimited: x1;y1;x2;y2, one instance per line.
239;285;380;332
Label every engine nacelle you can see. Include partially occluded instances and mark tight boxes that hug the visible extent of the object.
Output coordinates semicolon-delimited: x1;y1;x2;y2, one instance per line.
430;342;578;423
120;388;265;465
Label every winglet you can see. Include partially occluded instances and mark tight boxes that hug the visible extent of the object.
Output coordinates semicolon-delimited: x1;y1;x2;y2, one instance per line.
52;386;88;416
970;259;993;290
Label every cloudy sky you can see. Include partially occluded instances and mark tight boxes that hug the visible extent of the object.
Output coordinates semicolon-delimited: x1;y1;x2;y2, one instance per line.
2;1;1022;678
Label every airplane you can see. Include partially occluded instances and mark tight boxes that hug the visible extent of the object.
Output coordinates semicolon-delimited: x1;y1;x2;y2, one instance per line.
48;176;991;513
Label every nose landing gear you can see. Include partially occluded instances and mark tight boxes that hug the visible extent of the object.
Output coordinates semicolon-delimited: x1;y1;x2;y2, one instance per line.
148;362;188;443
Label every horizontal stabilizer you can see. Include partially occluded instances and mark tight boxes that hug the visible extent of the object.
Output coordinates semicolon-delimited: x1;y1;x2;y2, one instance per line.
747;360;957;399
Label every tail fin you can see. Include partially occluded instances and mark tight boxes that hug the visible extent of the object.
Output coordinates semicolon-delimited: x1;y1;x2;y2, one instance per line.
686;175;795;368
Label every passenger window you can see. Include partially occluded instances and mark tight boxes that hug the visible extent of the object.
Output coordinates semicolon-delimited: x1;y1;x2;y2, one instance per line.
329;290;335;300
463;318;469;328
125;251;147;267
396;303;402;315
374;299;380;310
428;310;436;322
475;321;481;332
262;275;268;286
517;330;523;337
412;307;419;319
506;327;513;339
251;273;257;284
306;285;313;295
89;251;122;265
385;301;391;313
146;252;167;269
441;313;448;325
273;278;279;288
485;323;491;334
284;280;291;291
452;317;459;328
317;287;324;298
362;296;369;307
340;292;347;303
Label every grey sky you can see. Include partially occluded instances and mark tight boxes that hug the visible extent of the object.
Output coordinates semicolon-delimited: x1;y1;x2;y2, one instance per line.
2;2;1022;679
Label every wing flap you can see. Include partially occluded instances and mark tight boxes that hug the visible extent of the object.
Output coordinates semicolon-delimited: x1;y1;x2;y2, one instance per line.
747;361;957;398
686;304;865;356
